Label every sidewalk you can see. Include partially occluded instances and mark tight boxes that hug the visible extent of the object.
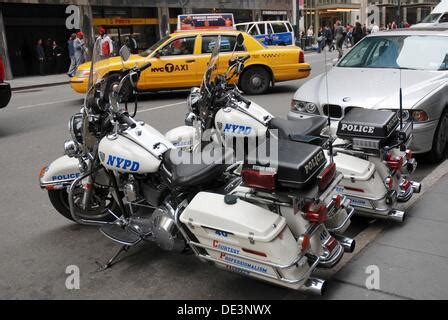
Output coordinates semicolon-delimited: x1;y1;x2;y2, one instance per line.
8;73;69;91
323;160;448;300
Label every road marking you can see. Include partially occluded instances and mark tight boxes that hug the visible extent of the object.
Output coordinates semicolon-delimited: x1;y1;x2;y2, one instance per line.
137;101;185;113
17;98;81;110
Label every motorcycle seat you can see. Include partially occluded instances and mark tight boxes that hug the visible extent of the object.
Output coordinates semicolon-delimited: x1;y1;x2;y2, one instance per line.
269;116;327;140
161;147;234;188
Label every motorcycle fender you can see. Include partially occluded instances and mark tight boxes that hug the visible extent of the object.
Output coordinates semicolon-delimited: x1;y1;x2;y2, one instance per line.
39;156;109;189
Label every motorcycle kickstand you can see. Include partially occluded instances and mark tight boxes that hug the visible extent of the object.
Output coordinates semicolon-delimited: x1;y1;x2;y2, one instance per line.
95;244;132;272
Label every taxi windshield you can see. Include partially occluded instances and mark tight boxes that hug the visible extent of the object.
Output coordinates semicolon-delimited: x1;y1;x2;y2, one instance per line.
139;36;170;57
338;35;448;71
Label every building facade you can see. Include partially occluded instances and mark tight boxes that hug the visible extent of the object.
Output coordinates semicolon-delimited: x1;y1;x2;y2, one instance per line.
0;0;294;79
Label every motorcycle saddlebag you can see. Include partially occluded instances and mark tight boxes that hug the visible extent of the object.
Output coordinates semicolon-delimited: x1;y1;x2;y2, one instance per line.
180;192;309;285
244;138;327;190
337;108;399;140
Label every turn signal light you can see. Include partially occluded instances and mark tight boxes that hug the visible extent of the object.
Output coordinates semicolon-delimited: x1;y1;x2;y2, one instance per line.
334;194;342;209
412;110;428;122
241;168;277;190
400;179;411;192
300;234;311;253
39;166;47;178
304;201;328;224
317;163;336;191
386;153;403;172
405;149;413;160
325;236;338;253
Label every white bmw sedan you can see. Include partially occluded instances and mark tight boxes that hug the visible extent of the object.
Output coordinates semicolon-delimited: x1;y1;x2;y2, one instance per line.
288;28;448;161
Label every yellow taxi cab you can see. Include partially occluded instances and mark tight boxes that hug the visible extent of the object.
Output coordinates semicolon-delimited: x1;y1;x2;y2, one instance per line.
70;30;311;95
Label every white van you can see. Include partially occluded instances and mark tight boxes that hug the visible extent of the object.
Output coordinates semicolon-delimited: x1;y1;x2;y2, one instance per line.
412;0;448;27
235;20;295;45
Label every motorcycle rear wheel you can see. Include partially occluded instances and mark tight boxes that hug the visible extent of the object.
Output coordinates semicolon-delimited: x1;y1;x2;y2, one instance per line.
48;189;118;223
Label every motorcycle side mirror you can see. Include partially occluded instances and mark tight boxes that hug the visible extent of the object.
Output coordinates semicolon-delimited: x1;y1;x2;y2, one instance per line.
119;45;131;62
236;33;244;46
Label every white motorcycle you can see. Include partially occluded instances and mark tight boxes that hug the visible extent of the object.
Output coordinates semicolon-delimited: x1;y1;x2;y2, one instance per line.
38;39;354;294
166;34;421;224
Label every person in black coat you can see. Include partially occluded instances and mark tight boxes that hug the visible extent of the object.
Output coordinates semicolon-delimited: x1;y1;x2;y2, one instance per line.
36;39;45;76
51;41;63;74
352;22;364;45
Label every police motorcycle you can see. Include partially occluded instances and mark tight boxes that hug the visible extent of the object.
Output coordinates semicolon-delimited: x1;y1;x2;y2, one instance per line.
167;34;421;223
38;38;348;295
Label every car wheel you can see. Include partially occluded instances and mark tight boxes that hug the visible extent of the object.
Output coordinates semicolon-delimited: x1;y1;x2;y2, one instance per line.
429;110;448;163
240;66;271;95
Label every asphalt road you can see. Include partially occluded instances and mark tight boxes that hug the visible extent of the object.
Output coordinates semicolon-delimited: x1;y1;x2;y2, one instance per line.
0;51;437;299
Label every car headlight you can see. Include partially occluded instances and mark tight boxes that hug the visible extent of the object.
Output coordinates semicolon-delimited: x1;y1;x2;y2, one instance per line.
394;109;428;122
291;99;319;114
75;70;90;78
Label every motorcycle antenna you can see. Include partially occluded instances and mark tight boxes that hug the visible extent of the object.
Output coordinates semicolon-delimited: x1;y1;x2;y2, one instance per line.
399;67;403;130
323;40;334;163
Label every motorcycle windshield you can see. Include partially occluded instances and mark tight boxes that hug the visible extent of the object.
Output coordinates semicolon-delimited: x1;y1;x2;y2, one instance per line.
200;35;221;93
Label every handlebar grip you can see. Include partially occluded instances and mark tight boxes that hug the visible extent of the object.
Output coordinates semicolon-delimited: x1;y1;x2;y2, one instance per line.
241;55;250;62
140;62;152;72
234;91;251;106
116;112;137;129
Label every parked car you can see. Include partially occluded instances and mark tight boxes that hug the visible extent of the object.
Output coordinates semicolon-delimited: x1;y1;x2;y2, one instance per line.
71;30;310;95
235;21;295;46
288;28;448;162
0;56;11;109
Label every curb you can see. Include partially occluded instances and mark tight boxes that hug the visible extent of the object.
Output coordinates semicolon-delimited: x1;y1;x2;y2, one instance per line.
11;81;69;92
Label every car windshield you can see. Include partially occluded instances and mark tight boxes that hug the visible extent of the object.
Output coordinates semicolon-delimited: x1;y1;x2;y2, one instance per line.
338;35;448;71
139;36;170;57
421;13;442;23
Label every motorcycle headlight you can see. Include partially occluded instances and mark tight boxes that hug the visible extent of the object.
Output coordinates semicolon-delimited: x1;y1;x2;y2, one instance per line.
68;113;84;144
291;99;319;114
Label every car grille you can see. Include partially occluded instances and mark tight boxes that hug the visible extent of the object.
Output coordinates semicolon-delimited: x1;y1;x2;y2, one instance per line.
322;104;343;119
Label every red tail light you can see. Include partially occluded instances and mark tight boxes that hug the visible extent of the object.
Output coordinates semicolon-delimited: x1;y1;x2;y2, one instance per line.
0;57;4;82
300;234;311;253
385;176;393;190
299;50;305;63
400;179;411;192
386;153;403;171
241;168;276;191
334;194;342;209
325;236;338;253
317;162;336;191
303;201;328;224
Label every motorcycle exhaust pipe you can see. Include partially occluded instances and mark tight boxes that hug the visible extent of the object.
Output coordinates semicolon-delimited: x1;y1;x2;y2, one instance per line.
299;278;327;296
333;234;356;253
411;181;421;194
388;209;406;222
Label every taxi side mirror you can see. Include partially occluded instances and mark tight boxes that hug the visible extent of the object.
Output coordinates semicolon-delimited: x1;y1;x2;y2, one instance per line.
155;52;161;59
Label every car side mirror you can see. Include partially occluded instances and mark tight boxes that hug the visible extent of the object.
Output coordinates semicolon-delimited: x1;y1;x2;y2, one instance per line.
119;45;131;62
236;33;244;46
154;51;161;59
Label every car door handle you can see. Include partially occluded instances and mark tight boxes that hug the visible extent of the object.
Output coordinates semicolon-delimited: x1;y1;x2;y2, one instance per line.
186;59;196;63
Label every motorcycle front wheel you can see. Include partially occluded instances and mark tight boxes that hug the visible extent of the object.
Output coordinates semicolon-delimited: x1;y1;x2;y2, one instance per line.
48;188;119;223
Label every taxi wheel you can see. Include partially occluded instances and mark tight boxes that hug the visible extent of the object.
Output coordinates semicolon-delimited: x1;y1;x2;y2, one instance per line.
240;67;271;95
429;110;448;163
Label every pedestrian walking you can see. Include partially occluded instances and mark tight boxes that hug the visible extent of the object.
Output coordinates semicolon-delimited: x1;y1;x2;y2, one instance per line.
36;39;45;76
44;38;53;74
67;33;76;77
352;22;364;45
98;27;113;59
334;21;345;59
324;25;333;52
73;32;86;74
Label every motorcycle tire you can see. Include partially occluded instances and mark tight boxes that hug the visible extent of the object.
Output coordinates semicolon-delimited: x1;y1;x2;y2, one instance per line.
428;110;448;163
48;189;118;223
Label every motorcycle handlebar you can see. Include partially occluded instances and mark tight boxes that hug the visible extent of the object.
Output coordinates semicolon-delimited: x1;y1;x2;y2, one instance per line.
139;61;152;72
233;91;251;106
116;112;137;129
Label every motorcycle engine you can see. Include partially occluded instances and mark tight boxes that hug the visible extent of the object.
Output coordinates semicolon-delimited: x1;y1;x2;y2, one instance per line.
149;207;185;252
